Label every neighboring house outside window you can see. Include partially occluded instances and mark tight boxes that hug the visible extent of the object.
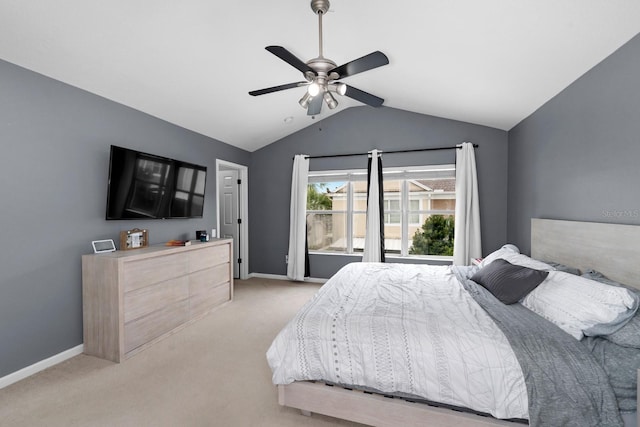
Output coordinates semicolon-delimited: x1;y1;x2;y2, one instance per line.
306;165;456;258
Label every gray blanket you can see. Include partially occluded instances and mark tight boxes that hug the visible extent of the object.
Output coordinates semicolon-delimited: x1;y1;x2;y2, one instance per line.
582;336;640;413
454;266;623;427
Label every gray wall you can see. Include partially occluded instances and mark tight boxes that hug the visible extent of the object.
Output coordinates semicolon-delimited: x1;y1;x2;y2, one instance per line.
507;33;640;254
250;106;509;278
0;59;250;377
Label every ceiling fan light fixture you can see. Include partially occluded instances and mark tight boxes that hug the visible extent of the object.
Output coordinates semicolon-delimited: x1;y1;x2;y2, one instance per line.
299;92;313;109
307;82;321;96
324;91;338;109
335;82;347;96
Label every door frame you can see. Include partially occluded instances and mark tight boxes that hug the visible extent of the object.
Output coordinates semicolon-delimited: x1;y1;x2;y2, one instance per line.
215;159;249;280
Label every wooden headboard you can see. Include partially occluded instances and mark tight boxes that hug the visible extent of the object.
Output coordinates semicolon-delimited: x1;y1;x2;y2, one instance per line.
531;218;640;290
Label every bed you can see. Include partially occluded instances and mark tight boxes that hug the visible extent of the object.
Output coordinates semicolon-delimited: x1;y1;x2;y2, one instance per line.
267;218;640;426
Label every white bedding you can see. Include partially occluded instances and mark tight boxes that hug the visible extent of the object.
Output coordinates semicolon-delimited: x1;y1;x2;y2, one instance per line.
267;262;529;420
521;271;638;340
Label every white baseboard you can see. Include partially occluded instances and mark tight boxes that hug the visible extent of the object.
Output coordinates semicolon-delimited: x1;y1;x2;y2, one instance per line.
248;272;327;284
0;344;84;389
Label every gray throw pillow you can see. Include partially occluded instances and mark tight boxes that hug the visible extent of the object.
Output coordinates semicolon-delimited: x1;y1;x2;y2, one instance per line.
471;259;549;304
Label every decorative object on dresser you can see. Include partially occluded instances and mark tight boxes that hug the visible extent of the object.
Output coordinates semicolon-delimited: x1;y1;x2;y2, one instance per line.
82;239;233;362
195;230;209;242
119;228;149;250
166;239;192;247
91;239;116;254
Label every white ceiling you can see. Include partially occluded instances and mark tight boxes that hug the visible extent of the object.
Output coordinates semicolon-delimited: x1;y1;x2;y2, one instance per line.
1;1;639;152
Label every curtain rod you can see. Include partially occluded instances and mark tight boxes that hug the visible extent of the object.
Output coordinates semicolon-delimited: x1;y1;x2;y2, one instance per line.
298;144;478;160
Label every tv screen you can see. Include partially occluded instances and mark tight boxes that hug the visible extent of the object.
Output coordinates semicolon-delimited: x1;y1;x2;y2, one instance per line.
106;145;207;220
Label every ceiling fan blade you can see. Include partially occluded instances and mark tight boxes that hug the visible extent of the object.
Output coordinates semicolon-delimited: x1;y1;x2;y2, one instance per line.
249;81;307;96
330;51;389;79
343;85;385;108
307;95;323;116
266;46;316;76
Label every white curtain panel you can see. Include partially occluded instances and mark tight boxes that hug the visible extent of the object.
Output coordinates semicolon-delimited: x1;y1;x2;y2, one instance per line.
453;142;482;265
362;149;382;262
287;154;309;281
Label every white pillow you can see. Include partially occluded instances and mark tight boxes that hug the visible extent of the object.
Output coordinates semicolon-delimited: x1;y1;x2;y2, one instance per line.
478;246;554;271
477;245;519;268
521;271;639;340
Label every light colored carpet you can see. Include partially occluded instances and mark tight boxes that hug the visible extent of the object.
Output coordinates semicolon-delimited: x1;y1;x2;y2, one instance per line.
0;278;363;427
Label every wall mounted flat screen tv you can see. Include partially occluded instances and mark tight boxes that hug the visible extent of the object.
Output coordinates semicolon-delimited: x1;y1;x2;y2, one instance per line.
106;145;207;220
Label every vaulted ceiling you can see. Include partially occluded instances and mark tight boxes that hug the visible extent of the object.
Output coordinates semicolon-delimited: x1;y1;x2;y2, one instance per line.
1;1;639;152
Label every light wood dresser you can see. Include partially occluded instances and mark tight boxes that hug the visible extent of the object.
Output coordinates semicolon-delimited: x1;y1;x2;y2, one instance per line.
82;239;233;362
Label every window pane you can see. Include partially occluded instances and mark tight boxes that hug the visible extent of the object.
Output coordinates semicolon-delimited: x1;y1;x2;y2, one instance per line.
383;223;401;255
409;178;456;211
408;214;455;256
352;213;366;252
383;181;401;211
352;181;367;212
382;180;401;226
431;192;456;212
307;182;341;210
307;212;346;252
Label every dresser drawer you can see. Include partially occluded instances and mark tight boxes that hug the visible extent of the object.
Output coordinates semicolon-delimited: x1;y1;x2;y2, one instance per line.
124;276;189;323
190;263;230;291
123;253;188;292
188;244;230;273
190;281;230;318
124;299;189;354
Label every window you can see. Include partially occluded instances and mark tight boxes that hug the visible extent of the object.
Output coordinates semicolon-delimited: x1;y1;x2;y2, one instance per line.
307;165;456;258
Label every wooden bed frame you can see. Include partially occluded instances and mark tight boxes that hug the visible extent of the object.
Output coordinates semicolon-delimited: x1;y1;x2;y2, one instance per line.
277;218;640;426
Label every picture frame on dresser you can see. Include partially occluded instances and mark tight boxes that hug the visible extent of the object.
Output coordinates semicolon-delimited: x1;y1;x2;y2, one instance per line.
119;228;149;250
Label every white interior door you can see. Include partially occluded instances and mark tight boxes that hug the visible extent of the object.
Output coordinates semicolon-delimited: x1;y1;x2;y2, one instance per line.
219;169;240;278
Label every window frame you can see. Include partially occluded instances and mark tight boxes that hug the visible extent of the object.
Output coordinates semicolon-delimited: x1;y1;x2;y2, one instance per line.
307;164;456;259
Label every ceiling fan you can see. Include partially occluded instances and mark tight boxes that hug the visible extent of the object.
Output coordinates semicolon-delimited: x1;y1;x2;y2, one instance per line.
249;0;389;116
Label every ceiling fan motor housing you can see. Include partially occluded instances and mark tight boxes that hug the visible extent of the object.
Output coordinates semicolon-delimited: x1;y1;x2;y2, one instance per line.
311;0;330;15
306;57;337;75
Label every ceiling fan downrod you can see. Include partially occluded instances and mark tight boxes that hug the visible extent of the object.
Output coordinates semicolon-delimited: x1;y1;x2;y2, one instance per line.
305;0;336;105
311;0;330;59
